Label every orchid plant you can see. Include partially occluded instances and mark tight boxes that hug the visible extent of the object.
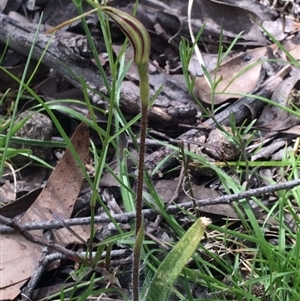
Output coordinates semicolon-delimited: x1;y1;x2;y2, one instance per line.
49;1;210;300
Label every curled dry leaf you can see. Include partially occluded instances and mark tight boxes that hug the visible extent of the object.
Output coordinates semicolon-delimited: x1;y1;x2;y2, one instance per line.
282;35;300;61
188;0;270;44
0;0;8;13
256;72;300;133
194;47;269;104
0;0;23;14
210;0;273;20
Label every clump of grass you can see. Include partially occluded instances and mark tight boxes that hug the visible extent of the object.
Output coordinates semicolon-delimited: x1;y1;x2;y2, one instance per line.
178;14;300;300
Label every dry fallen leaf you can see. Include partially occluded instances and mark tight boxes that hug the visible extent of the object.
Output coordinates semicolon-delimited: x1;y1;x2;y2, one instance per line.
154;179;238;218
0;188;42;218
194;47;268;104
281;125;300;136
256;72;300;133
0;180;15;204
188;0;270;44
0;122;89;299
282;35;300;61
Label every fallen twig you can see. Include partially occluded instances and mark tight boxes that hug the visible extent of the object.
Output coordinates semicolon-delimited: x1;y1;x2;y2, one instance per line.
2;176;300;233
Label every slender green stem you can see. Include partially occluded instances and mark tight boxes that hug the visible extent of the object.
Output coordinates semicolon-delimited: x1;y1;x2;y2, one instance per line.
135;63;149;232
135;103;147;233
132;62;149;301
81;4;151;299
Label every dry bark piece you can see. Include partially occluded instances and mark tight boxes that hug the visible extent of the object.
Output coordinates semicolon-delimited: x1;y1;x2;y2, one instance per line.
10;111;53;164
203;127;240;161
181;135;218;178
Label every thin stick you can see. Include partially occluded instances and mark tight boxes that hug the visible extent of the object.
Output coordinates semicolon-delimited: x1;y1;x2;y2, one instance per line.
2;176;300;234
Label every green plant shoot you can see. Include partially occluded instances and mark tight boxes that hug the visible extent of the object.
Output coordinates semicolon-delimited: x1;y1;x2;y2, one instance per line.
86;3;151;301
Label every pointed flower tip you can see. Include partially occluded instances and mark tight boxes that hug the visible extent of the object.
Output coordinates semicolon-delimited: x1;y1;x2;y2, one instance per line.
100;6;151;66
